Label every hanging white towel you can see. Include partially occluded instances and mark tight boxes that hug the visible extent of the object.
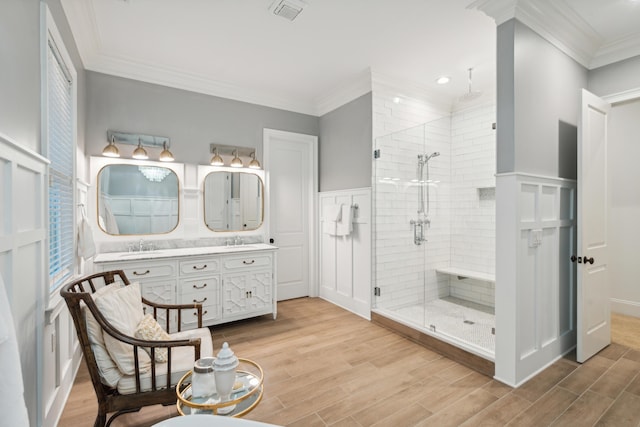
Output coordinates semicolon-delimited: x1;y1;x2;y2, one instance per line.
0;274;30;427
78;213;97;259
322;204;342;236
103;202;120;234
335;204;354;236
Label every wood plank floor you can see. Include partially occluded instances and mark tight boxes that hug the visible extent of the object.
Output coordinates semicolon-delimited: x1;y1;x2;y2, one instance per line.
59;298;640;426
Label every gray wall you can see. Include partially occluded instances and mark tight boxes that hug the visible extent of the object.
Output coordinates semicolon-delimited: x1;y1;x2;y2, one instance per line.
607;98;640;313
589;55;640;97
497;20;588;176
318;92;372;192
0;0;41;151
85;72;319;166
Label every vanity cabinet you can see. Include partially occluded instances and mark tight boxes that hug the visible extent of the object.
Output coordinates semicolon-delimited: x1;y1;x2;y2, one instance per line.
93;245;277;331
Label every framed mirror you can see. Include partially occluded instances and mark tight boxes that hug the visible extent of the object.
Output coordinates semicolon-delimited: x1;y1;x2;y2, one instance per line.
97;164;179;235
203;171;263;231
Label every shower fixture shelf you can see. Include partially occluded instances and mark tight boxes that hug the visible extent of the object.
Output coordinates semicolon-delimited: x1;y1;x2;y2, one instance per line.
435;267;495;283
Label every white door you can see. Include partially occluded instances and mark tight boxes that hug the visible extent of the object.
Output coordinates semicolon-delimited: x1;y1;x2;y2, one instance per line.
264;129;317;300
577;89;611;363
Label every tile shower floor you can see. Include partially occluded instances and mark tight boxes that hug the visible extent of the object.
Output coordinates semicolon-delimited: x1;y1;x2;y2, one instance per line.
392;296;496;353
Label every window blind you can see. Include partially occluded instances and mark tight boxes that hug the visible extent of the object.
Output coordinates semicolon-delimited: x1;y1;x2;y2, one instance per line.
47;38;74;291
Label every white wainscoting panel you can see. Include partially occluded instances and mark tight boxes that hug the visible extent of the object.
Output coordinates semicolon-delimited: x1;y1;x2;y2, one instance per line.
0;133;49;427
319;188;371;319
495;173;577;387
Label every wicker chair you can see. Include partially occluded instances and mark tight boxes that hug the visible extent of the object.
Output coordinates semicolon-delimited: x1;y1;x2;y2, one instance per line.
61;270;212;427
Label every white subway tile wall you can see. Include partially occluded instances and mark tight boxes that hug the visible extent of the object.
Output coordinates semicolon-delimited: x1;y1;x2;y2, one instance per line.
372;83;496;313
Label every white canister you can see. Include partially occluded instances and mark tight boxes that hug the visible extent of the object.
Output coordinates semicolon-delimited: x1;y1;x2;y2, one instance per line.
191;357;216;399
213;342;239;413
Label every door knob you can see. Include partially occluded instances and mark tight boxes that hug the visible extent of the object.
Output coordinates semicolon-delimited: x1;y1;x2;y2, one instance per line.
585;257;594;264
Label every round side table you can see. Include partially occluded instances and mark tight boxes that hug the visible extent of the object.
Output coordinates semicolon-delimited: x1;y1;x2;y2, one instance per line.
176;358;264;417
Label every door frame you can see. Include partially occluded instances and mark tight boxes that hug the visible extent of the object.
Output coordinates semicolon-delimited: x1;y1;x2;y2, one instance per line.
263;128;319;297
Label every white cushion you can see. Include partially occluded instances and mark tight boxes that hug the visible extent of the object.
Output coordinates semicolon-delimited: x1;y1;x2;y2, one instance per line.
95;282;151;375
82;281;124;387
135;314;171;362
117;327;213;394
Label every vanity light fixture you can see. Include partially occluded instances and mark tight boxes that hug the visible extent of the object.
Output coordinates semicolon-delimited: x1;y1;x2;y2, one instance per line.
248;151;261;169
230;149;244;168
132;138;149;160
210;147;224;166
102;135;120;158
159;141;174;162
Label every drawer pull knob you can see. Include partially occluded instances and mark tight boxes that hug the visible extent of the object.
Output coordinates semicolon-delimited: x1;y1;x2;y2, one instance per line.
193;297;207;304
193;283;207;289
192;264;207;270
133;270;150;276
195;310;207;316
243;260;255;265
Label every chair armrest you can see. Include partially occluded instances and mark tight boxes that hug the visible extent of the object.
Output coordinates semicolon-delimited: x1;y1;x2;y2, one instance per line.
142;297;203;332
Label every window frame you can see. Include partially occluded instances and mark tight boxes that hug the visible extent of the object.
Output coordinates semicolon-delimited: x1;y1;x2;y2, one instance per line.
42;5;78;298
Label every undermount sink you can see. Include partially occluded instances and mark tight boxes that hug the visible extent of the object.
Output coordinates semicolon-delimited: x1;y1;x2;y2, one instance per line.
118;251;164;257
221;245;258;250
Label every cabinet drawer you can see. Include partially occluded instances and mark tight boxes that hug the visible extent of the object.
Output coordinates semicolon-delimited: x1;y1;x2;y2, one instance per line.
103;261;175;281
179;276;221;305
181;305;220;328
179;258;220;276
222;253;272;271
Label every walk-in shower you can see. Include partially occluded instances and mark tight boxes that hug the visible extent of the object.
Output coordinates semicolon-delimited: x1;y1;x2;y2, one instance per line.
372;108;496;361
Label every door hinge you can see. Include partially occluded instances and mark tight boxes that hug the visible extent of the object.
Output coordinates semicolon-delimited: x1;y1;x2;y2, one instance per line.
374;287;381;296
374;149;381;159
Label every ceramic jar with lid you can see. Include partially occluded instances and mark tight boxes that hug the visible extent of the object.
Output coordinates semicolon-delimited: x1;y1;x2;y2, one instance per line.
213;342;239;413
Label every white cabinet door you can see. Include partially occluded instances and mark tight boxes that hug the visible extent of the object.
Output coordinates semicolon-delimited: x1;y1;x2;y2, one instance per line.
140;281;177;332
222;271;272;319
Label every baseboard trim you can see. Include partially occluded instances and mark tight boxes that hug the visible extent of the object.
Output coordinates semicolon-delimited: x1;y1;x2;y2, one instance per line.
611;298;640;317
371;312;495;377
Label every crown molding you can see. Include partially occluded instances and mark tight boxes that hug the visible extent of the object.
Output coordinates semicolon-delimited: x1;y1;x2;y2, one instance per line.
469;0;602;68
314;69;372;116
470;0;640;69
591;34;640;70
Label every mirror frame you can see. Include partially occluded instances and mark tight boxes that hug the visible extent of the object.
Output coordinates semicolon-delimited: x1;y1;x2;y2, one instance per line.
90;157;184;238
202;170;265;232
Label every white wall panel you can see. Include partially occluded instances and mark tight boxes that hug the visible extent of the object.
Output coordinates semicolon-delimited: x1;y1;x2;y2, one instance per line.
496;173;576;386
319;188;371;319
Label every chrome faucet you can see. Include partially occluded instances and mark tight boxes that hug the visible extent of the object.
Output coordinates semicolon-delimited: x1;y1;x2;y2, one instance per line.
139;239;144;252
234;235;243;246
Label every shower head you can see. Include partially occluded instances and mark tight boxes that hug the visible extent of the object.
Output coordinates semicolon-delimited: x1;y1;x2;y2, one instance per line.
425;152;440;161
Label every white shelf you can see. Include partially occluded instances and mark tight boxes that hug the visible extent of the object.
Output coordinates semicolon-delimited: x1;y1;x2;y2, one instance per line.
436;267;495;283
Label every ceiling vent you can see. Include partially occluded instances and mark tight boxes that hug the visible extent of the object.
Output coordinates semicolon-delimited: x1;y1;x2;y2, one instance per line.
269;0;306;21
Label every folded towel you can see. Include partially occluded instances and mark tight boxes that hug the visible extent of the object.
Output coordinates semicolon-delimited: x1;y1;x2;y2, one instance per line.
335;204;354;236
0;273;30;427
323;204;342;222
322;204;343;236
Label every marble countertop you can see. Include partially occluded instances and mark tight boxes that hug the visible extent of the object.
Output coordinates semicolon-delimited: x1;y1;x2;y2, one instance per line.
93;243;278;263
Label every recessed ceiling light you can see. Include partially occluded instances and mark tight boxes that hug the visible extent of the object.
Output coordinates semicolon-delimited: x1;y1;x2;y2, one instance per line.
392;97;401;104
436;76;450;85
